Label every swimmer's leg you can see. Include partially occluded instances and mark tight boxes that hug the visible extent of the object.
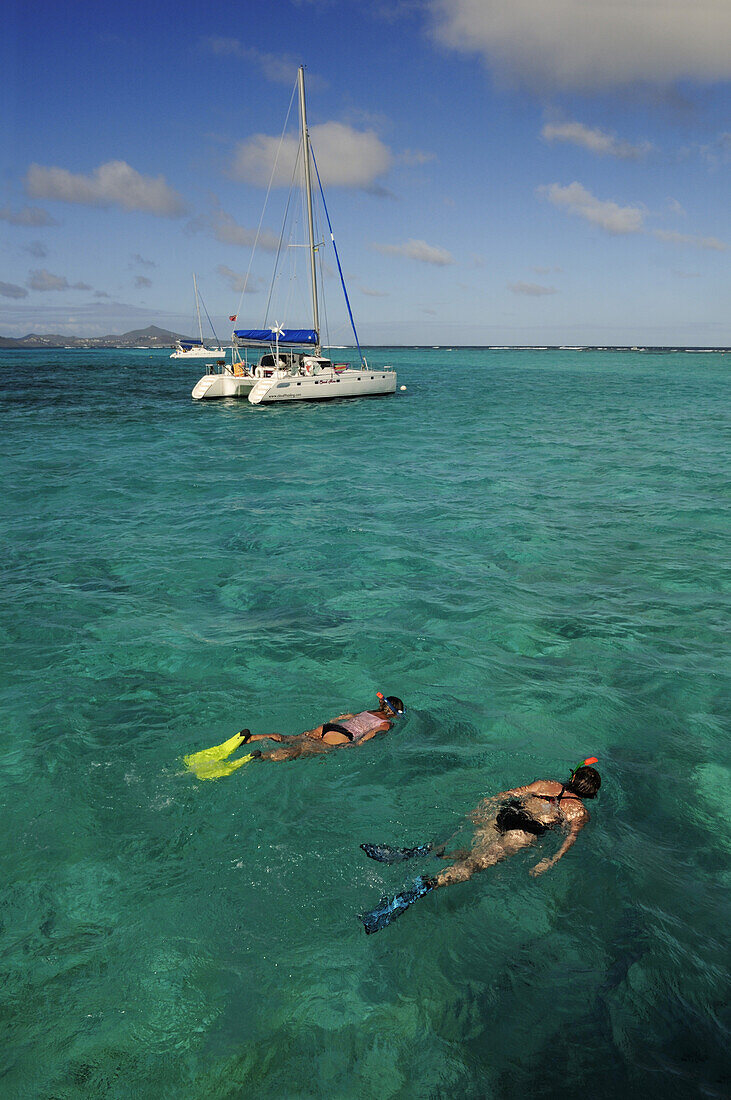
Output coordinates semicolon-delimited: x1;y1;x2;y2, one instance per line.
359;834;540;931
433;831;536;888
436;847;471;861
257;737;328;763
241;731;290;744
361;824;467;864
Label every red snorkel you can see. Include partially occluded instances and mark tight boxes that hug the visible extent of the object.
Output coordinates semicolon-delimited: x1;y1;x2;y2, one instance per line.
573;756;599;770
570;756;599;777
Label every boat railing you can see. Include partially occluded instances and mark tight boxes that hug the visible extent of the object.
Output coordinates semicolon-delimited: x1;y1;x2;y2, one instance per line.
205;359;255;378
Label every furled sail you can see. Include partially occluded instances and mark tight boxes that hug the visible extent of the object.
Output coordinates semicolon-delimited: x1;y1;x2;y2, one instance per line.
233;328;318;345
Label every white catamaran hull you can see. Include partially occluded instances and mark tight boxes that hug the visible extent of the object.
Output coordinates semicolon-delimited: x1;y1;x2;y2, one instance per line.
248;368;396;404
191;372;259;399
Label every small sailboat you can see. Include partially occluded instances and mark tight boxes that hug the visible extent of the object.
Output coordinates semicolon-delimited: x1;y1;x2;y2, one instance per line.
172;274;227;359
192;66;396;403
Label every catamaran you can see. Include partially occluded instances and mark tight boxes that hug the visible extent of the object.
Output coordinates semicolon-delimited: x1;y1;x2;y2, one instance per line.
191;66;396;404
172;274;227;360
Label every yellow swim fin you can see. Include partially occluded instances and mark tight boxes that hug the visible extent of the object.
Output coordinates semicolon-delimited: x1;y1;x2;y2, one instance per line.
184;731;258;780
187;751;258;781
184;731;246;770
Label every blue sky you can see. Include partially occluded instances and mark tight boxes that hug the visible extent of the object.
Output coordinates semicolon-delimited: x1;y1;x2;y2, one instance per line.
2;0;729;344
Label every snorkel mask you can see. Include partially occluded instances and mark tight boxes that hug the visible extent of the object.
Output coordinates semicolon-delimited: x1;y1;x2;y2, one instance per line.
377;692;404;717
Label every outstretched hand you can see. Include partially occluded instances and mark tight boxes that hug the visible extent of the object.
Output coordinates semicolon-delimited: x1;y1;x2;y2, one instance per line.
530;858;554;877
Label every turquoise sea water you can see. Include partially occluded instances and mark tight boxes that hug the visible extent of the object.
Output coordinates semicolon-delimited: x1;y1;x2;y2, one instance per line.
1;347;729;1098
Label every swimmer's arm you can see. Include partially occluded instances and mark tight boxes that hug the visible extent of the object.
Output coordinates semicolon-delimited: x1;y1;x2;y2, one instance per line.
530;814;587;876
356;721;393;745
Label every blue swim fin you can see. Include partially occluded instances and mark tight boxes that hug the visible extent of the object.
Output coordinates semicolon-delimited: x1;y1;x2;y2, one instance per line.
360;842;433;864
359;875;435;935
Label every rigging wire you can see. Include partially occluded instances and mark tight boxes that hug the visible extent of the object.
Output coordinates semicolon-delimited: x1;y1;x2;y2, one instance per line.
231;76;299;329
313;201;330;352
263;131;304;330
198;290;221;347
235;75;359;362
310;146;366;367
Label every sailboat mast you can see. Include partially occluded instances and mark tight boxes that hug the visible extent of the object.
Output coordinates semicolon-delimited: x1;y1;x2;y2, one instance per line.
297;66;320;352
193;273;204;344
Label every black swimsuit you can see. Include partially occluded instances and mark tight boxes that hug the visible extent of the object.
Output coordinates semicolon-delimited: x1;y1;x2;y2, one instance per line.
494;785;581;836
495;800;549;836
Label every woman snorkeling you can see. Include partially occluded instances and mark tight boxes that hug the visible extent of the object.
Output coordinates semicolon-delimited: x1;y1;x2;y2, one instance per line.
184;693;405;779
359;759;601;934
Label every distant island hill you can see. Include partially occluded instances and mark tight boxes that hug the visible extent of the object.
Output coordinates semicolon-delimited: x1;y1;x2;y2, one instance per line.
0;326;727;352
0;325;189;349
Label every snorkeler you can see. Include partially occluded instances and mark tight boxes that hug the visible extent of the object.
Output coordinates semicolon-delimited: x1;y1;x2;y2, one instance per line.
359;759;601;934
184;693;405;779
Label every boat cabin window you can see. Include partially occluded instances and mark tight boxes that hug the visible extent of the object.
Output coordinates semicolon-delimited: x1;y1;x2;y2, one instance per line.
260;353;292;368
301;357;333;370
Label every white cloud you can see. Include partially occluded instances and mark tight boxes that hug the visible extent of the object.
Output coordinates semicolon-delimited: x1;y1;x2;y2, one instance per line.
232;122;392;190
430;0;731;90
541;181;726;249
27;269;92;291
217;264;261;294
541;122;653;160
199;204;280;252
398;148;436;166
24;241;48;258
509;281;557;296
0;281;29;299
204;41;325;87
0;204;57;226
359;285;390;297
134;275;152;288
540;182;645;234
699;131;731;166
373;238;455;265
653;229;726;251
25;160;185;216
